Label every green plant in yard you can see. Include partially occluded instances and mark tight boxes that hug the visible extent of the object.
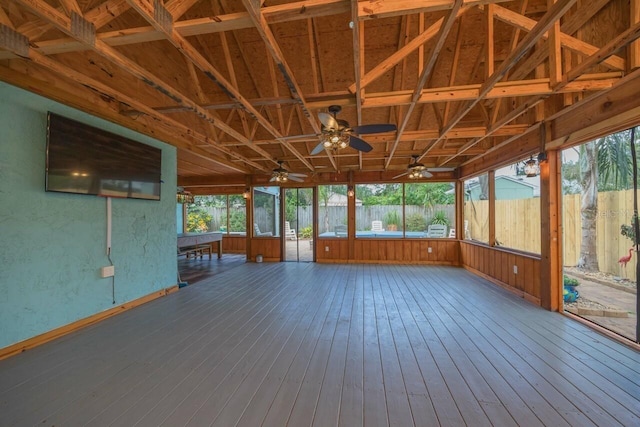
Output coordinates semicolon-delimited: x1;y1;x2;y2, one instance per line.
406;213;427;231
187;208;212;232
383;210;401;228
430;210;450;226
300;226;313;239
563;275;580;287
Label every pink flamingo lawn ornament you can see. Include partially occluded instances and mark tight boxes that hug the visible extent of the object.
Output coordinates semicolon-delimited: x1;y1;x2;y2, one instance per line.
618;247;634;267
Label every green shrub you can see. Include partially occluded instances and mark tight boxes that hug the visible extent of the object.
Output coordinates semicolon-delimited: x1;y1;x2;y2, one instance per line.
383;210;401;227
406;213;427;231
300;226;313;239
430;210;450;226
563;275;579;287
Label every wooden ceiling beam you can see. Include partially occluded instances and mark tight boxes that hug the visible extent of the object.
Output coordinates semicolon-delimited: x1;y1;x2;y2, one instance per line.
165;0;200;19
88;0;131;30
420;0;577;163
0;0;348;60
348;7;469;94
357;0;509;20
124;0;293;168
385;0;464;168
491;4;625;71
240;0;319;171
0;6;14;28
441;17;640;166
13;0;274;171
144;74;619;115
0;43;257;173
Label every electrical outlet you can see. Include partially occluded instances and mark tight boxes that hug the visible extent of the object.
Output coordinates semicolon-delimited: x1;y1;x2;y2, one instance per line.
427;247;433;253
325;246;329;252
101;265;115;278
513;265;518;274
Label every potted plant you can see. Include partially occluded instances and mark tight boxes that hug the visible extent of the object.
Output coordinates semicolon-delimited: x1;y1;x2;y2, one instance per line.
383;211;401;231
563;275;580;302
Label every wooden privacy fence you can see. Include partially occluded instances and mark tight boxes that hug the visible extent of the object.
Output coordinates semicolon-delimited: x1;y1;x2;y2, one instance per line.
464;191;639;280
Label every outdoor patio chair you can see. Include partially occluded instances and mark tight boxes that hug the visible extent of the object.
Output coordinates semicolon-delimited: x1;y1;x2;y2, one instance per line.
371;220;384;232
334;224;347;237
426;224;447;238
285;221;297;240
254;223;273;237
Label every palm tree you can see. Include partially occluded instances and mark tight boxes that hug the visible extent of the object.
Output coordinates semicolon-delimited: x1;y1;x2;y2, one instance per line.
577;129;639;271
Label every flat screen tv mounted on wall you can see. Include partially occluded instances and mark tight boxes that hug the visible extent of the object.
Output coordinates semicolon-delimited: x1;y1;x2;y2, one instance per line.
46;112;162;200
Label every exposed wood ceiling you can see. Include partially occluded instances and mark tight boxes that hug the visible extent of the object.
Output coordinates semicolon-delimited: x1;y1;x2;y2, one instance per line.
1;0;638;187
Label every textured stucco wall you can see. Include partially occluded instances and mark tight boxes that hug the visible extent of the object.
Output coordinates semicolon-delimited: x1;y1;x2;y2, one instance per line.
0;82;177;349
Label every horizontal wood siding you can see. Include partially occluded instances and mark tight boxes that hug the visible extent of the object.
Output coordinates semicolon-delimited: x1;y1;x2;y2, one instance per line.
315;238;349;262
250;238;281;262
352;239;459;264
222;235;246;253
461;241;541;304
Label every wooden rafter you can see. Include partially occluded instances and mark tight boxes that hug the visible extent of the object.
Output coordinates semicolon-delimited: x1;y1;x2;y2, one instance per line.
441;18;640;166
357;0;510;20
165;0;200;19
420;0;578;163
239;0;319;170
385;0;464;168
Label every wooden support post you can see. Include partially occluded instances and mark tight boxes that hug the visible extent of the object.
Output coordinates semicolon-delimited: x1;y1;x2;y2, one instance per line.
540;146;562;311
488;170;496;246
455;180;464;241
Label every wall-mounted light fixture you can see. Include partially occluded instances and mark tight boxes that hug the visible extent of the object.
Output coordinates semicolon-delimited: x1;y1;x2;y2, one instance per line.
524;156;539;177
242;187;250;199
347;185;355;197
176;187;194;204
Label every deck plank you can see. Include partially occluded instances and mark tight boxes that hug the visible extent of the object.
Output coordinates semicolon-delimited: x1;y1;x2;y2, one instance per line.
0;262;638;427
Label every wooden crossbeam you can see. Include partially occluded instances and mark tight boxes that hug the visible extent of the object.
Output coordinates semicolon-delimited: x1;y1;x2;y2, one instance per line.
358;0;510;20
419;0;577;163
385;0;464;168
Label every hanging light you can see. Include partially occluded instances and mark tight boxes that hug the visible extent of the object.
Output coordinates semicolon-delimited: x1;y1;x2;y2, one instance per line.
347;185;355;197
524;156;539;177
321;131;349;151
176;188;194;204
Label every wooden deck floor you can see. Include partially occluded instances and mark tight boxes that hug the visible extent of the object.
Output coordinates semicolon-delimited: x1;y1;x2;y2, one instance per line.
1;262;638;426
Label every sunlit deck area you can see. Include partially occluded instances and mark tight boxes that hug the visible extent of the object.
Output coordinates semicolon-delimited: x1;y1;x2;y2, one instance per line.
1;261;638;426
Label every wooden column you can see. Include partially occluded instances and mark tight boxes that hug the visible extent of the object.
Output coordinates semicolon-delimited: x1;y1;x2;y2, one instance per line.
540;147;562;311
488;170;496;246
455;179;464;240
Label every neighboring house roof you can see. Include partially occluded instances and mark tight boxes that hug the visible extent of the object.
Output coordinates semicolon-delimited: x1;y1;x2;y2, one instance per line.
460;175;540;199
326;193;362;206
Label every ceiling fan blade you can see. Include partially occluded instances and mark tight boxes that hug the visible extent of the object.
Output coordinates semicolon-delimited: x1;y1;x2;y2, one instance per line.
269;176;277;182
421;170;433;178
427;167;455;172
318;112;339;130
351;124;397;134
349;135;373;152
311;142;325;155
288;175;304;182
392;171;409;179
289;173;308;178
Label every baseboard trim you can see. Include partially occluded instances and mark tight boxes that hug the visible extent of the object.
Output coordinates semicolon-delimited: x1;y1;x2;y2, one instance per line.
464;265;541;306
0;285;179;361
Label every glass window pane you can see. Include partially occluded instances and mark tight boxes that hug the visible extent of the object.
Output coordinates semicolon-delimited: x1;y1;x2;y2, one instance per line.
494;161;540;253
318;185;348;238
185;195;225;233
405;182;455;238
463;174;489;243
253;186;280;237
228;194;246;235
355;184;403;237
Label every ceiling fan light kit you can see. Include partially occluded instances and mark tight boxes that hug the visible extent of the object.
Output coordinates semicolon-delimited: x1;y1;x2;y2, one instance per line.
311;105;397;155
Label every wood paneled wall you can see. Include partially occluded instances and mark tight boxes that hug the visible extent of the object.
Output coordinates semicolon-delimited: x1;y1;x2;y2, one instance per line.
249;238;281;262
316;238;459;265
223;235;246;254
460;241;541;305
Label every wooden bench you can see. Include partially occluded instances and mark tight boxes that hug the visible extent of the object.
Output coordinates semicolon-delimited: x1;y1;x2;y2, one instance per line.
177;244;212;259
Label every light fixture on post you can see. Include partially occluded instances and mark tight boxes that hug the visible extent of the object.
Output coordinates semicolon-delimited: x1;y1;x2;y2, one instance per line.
524;156;539;177
176;187;194;204
347;185;355;197
242;187;250;199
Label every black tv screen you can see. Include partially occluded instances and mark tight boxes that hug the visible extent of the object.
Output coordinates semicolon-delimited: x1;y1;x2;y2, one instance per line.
46;113;162;200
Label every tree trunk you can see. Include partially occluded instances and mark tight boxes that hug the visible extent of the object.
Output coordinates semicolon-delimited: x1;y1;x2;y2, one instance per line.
578;140;599;270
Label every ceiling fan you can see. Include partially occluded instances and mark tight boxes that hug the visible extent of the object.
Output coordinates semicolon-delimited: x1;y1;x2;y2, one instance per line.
311;105;397;155
393;155;455;179
270;160;307;183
